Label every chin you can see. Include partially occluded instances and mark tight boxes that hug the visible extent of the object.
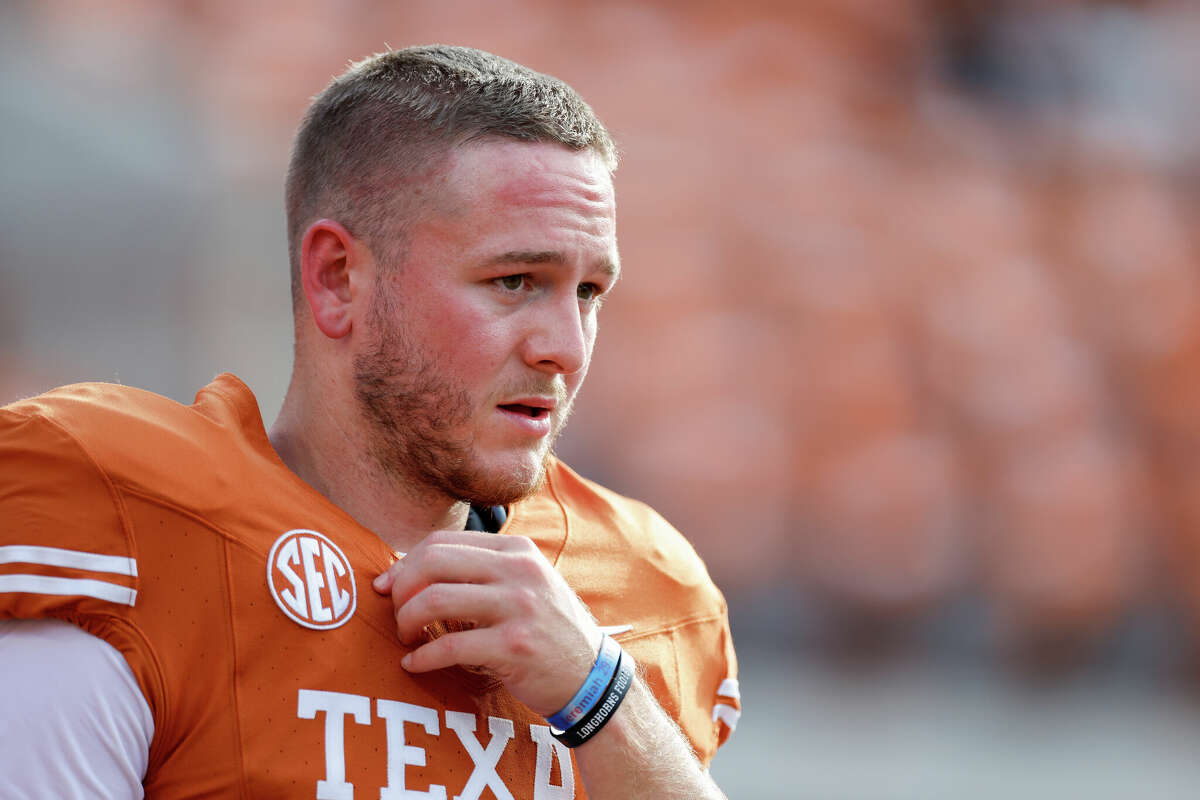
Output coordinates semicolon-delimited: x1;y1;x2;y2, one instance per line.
463;451;552;506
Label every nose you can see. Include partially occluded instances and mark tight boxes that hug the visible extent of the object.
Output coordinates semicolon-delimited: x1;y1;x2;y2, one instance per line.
522;293;590;375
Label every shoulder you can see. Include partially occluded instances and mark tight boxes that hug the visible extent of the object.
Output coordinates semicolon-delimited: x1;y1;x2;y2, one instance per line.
519;458;727;622
0;384;145;619
5;379;198;434
2;376;254;495
0;375;256;620
2;374;269;525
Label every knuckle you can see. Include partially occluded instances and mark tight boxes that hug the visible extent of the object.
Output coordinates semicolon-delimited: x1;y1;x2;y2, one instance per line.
511;585;540;615
419;531;452;554
502;622;537;658
438;634;460;661
394;607;412;639
422;545;449;571
390;579;411;605
504;535;537;554
511;554;545;582
422;584;450;615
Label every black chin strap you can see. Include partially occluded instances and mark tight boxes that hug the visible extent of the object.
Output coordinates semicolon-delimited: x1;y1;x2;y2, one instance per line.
465;504;508;533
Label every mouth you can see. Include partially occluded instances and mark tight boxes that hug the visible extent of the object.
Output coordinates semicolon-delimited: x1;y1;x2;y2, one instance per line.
497;402;553;420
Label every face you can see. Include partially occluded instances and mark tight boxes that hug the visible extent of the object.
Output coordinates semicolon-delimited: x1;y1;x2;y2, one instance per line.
352;139;619;506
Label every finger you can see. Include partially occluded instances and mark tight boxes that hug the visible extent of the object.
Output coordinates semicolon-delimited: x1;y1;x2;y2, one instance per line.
372;527;518;592
373;560;402;593
401;625;508;674
401;623;589;715
393;582;508;643
387;539;541;609
418;529;528;552
374;530;535;594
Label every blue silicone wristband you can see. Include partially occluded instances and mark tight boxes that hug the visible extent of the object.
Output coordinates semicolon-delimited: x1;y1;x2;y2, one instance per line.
551;648;635;748
546;633;621;731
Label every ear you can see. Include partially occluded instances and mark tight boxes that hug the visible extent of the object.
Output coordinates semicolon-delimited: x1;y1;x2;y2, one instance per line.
299;219;371;339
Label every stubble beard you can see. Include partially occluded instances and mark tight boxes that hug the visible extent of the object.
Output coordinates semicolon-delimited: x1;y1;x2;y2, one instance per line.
352;297;569;507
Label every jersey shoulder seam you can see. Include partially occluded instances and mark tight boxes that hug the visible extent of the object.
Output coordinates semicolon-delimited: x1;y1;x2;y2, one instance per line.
611;610;727;644
10;407;139;565
542;464;572;568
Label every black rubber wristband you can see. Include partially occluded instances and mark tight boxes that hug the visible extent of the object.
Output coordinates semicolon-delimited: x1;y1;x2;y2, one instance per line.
550;648;635;748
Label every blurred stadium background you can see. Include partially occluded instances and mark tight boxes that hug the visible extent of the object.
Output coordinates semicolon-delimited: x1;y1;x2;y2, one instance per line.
5;1;1200;796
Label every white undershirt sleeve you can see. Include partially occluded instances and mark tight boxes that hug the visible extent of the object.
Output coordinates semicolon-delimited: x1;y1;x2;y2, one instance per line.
0;618;154;800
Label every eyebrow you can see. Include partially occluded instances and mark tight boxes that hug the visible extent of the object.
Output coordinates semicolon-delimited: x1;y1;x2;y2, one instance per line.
489;250;620;279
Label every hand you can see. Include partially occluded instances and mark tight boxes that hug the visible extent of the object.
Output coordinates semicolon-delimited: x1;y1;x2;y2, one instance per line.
372;530;602;717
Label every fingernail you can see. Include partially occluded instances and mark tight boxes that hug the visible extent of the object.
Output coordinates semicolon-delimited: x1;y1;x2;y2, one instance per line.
401;653;413;670
373;573;388;590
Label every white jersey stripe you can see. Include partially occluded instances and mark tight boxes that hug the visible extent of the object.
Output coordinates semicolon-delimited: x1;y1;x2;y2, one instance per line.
0;545;137;577
712;703;741;730
0;574;137;606
716;678;740;700
598;624;633;636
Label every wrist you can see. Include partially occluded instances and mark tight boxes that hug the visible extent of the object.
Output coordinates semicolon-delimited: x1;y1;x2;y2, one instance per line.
546;633;620;728
549;642;635;749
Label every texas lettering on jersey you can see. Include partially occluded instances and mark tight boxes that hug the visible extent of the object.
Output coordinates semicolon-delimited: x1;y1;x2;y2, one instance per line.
300;690;575;800
0;375;740;798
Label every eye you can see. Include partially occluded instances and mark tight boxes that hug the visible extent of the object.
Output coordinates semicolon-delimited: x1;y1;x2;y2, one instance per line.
577;282;601;302
496;274;528;291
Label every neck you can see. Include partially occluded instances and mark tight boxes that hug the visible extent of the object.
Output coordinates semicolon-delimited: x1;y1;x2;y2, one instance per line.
268;383;469;553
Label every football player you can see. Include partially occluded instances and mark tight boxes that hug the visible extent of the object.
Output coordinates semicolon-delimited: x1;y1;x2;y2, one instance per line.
0;45;738;799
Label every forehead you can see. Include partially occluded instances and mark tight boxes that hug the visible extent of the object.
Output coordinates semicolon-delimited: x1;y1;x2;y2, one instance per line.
437;138;616;234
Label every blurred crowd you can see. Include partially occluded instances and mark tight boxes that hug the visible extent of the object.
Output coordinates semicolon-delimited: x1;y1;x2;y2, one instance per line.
4;0;1200;668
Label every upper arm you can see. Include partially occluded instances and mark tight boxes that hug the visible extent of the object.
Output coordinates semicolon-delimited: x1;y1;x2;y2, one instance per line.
0;618;153;799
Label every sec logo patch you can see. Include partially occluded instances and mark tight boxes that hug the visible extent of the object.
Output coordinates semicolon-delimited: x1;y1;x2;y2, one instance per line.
267;529;356;630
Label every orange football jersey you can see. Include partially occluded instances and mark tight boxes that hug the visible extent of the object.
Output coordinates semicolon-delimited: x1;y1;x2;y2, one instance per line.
0;374;739;799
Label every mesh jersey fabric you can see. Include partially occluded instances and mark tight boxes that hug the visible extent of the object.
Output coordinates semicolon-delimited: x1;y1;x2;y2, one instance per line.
0;373;739;799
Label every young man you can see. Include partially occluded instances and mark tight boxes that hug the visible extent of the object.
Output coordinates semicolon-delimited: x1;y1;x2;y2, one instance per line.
0;46;738;798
